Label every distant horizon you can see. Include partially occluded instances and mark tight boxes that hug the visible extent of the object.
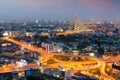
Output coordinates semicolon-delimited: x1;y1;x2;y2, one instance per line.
0;14;120;21
0;17;119;23
0;16;119;21
0;0;120;20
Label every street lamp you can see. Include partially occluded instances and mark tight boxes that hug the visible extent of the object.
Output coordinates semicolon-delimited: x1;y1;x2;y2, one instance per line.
89;53;95;57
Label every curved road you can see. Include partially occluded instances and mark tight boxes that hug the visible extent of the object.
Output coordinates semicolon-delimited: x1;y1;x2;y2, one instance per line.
99;60;115;80
2;37;117;80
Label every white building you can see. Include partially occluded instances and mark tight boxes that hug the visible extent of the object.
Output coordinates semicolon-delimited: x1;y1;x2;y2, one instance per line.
41;42;63;53
3;30;26;37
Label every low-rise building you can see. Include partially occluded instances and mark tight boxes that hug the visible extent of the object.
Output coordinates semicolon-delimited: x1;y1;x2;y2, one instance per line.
41;42;63;53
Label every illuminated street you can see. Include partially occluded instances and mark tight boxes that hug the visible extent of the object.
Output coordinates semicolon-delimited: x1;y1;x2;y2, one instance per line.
0;63;38;74
0;0;120;80
2;37;120;80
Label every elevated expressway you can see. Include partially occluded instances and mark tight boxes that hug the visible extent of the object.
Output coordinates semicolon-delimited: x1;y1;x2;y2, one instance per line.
0;63;38;74
1;37;119;80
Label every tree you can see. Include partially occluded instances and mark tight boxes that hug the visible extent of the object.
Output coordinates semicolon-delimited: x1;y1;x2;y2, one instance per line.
27;75;44;80
97;47;104;55
77;41;88;50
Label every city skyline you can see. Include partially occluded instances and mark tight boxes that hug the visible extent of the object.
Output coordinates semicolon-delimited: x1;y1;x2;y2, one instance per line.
0;0;120;20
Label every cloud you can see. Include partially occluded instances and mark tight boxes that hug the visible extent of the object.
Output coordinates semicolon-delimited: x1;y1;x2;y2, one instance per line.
76;0;117;13
0;0;119;19
0;0;117;12
7;0;69;10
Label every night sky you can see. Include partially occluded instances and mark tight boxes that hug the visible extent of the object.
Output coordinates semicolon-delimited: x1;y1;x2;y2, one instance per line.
0;0;120;20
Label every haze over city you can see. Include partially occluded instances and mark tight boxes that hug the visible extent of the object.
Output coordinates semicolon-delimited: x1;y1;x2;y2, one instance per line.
0;0;120;20
1;0;120;80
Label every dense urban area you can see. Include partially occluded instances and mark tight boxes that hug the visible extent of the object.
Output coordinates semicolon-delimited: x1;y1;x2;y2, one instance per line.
0;18;120;80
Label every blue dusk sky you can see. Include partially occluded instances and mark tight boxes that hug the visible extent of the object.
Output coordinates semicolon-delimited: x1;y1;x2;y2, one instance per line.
0;0;120;20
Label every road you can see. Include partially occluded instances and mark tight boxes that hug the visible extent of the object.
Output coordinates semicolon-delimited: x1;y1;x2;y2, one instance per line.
0;63;38;74
56;29;93;36
99;60;115;80
101;56;120;62
2;37;52;63
2;37;118;80
1;37;101;69
46;57;101;71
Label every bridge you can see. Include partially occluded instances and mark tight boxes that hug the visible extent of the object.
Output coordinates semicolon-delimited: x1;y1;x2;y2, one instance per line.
2;37;120;80
0;63;38;74
56;17;93;36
